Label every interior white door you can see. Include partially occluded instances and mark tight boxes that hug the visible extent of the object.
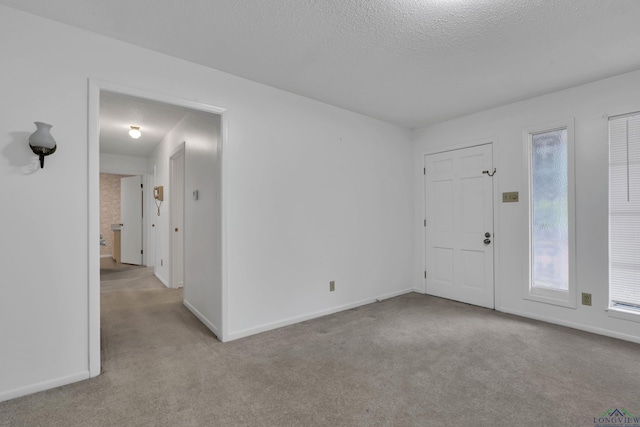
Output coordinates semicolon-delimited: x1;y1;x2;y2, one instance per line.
120;175;143;265
170;148;185;288
424;144;494;308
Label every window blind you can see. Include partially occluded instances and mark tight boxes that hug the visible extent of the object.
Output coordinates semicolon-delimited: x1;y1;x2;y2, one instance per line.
609;113;640;310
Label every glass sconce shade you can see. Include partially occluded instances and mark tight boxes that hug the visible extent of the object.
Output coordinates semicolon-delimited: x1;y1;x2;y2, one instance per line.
29;121;57;168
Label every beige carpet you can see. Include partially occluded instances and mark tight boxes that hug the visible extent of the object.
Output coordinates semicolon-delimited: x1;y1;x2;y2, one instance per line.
2;268;640;426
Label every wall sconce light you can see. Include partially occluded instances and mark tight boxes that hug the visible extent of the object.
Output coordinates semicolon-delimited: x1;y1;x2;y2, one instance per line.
129;126;141;139
28;121;57;168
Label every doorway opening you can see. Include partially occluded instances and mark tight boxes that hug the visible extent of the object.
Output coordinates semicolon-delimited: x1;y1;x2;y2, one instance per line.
89;81;227;377
99;172;144;269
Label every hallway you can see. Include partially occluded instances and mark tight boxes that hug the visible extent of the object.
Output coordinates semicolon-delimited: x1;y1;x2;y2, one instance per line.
100;265;212;374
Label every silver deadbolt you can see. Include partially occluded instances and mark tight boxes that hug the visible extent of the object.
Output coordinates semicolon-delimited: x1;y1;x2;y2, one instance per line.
485;232;491;238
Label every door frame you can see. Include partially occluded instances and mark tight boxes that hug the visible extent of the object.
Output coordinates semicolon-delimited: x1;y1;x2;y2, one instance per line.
169;143;185;289
420;139;500;308
99;168;150;267
88;79;228;377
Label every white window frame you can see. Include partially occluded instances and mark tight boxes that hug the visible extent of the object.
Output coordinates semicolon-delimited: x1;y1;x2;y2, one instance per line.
522;119;577;308
607;111;640;323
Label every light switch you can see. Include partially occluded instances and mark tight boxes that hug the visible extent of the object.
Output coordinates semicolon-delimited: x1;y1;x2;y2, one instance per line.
502;192;519;203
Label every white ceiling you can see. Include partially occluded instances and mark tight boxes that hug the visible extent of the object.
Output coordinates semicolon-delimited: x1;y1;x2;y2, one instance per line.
3;0;640;129
99;91;188;157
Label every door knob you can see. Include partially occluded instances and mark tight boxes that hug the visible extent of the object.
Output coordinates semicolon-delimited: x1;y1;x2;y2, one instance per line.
484;238;491;245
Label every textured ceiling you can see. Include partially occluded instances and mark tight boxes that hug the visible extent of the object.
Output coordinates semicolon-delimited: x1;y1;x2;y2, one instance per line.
3;0;640;129
99;91;188;157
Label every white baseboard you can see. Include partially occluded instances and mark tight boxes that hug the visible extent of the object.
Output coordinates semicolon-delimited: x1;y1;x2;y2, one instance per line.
497;306;640;345
100;254;112;259
154;272;169;288
183;299;220;338
226;288;417;342
0;371;90;403
376;288;423;301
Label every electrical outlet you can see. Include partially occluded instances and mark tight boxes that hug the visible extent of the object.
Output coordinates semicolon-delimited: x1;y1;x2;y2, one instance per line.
582;292;592;306
330;281;335;292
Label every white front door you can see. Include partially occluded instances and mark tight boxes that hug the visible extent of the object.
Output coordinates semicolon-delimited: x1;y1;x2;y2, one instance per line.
424;144;494;308
120;175;143;265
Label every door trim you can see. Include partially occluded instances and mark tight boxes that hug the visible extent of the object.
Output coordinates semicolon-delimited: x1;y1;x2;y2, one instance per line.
88;79;229;377
169;143;185;289
420;139;499;309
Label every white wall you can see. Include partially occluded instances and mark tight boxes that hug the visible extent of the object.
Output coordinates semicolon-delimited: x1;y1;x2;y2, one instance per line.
0;5;414;401
225;109;416;339
414;68;640;344
100;153;147;174
146;110;223;339
183;112;222;335
147;121;179;286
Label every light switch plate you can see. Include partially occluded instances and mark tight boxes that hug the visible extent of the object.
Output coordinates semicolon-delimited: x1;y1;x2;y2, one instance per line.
502;192;519;203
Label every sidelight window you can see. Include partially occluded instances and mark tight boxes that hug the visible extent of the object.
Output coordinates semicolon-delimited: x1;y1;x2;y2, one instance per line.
524;120;576;308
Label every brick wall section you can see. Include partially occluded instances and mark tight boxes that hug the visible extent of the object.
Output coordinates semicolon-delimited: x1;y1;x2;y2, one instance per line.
100;173;131;256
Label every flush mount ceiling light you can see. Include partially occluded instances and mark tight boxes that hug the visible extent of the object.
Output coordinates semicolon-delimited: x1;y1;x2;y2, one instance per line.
129;126;141;139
